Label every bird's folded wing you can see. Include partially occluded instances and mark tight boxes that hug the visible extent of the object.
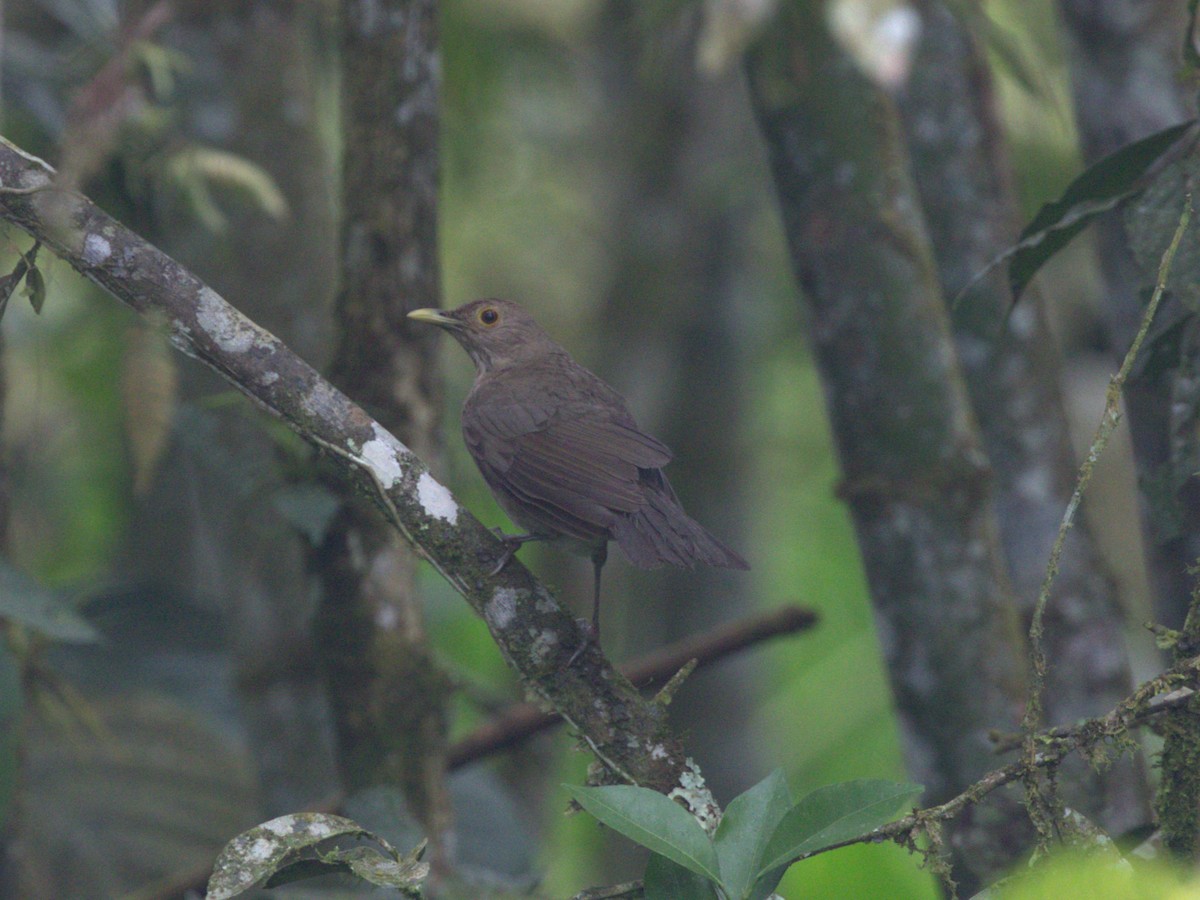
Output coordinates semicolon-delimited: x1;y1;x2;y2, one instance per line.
464;402;672;519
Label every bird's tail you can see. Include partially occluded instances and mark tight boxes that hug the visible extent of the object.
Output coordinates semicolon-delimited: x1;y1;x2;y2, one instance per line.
612;472;749;571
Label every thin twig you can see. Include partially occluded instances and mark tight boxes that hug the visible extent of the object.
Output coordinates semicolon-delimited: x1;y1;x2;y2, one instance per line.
1021;195;1193;758
811;652;1200;863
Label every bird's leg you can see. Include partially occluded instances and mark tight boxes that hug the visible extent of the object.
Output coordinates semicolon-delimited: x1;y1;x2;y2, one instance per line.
487;529;543;576
590;544;606;638
567;544;607;667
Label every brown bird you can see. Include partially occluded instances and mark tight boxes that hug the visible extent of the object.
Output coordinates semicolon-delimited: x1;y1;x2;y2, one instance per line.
409;298;748;652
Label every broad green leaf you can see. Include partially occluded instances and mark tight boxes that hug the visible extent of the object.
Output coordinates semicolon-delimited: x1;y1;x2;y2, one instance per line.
756;779;923;875
1007;120;1198;300
0;562;99;643
563;784;722;885
714;768;792;900
644;851;721;900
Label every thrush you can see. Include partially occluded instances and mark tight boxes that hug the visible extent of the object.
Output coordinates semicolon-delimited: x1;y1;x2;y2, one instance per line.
409;298;748;652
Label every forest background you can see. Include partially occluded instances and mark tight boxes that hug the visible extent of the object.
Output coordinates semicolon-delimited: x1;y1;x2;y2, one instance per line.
0;1;1197;898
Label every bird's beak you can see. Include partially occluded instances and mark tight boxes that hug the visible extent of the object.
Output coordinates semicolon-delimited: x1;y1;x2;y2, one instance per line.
407;308;460;328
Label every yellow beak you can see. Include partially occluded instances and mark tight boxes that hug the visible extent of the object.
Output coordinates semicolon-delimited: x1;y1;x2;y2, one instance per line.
407;308;459;327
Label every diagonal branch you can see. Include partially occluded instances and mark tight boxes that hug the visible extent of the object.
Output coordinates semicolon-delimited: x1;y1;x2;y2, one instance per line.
0;135;705;803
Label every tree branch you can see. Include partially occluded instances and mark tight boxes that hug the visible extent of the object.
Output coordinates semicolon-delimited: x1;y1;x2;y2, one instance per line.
853;653;1200;863
0;135;704;802
448;604;817;768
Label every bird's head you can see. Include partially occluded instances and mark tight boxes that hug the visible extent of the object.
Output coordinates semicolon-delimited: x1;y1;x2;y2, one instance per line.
408;298;558;373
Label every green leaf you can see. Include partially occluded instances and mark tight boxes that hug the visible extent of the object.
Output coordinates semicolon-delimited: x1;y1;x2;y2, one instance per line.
1124;148;1200;312
206;812;429;899
0;242;38;324
644;851;721;900
713;769;792;900
23;263;45;314
1007;120;1198;300
0;562;99;643
756;779;923;876
563;784;722;886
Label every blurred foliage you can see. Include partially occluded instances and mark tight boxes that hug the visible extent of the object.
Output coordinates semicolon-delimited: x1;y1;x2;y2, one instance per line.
989;851;1200;899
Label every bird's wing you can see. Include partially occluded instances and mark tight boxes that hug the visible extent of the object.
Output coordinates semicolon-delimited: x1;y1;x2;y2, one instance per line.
463;370;672;532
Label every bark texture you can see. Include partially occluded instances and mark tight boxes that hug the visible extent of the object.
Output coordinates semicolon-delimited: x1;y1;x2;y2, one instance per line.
313;0;453;867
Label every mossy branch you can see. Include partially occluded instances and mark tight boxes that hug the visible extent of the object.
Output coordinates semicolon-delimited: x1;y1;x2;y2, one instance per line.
0;134;702;802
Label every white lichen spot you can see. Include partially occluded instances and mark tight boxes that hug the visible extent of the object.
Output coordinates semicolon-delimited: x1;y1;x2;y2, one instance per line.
262;816;293;836
359;424;405;488
534;588;558;614
417;470;458;523
195;285;259;353
82;232;112;267
247;837;277;862
18;167;51;191
260;371;279;386
375;602;400;631
649;743;669;760
485;588;518;630
669;758;721;835
307;820;335;839
529;628;559;662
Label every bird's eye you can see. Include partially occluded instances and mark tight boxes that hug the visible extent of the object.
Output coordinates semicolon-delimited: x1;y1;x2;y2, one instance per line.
479;307;500;326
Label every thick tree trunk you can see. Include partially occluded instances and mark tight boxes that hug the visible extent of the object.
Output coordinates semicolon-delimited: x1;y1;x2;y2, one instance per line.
313;0;453;872
747;6;1030;890
899;0;1150;837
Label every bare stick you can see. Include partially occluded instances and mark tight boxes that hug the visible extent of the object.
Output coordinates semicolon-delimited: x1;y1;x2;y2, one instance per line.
1021;195;1193;756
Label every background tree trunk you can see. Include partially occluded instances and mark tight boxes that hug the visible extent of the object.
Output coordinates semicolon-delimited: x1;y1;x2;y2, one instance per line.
586;1;759;801
1057;0;1198;628
747;6;1031;890
119;2;341;814
313;0;453;872
899;0;1150;837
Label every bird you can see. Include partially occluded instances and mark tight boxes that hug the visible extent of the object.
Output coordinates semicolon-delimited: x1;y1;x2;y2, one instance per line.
408;298;748;656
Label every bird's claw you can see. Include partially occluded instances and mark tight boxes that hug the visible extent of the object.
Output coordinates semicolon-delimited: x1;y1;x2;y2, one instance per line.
484;529;528;576
565;618;598;667
488;544;518;577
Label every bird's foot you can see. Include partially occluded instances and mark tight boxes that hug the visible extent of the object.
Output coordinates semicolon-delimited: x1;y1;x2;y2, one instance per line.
565;618;598;667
